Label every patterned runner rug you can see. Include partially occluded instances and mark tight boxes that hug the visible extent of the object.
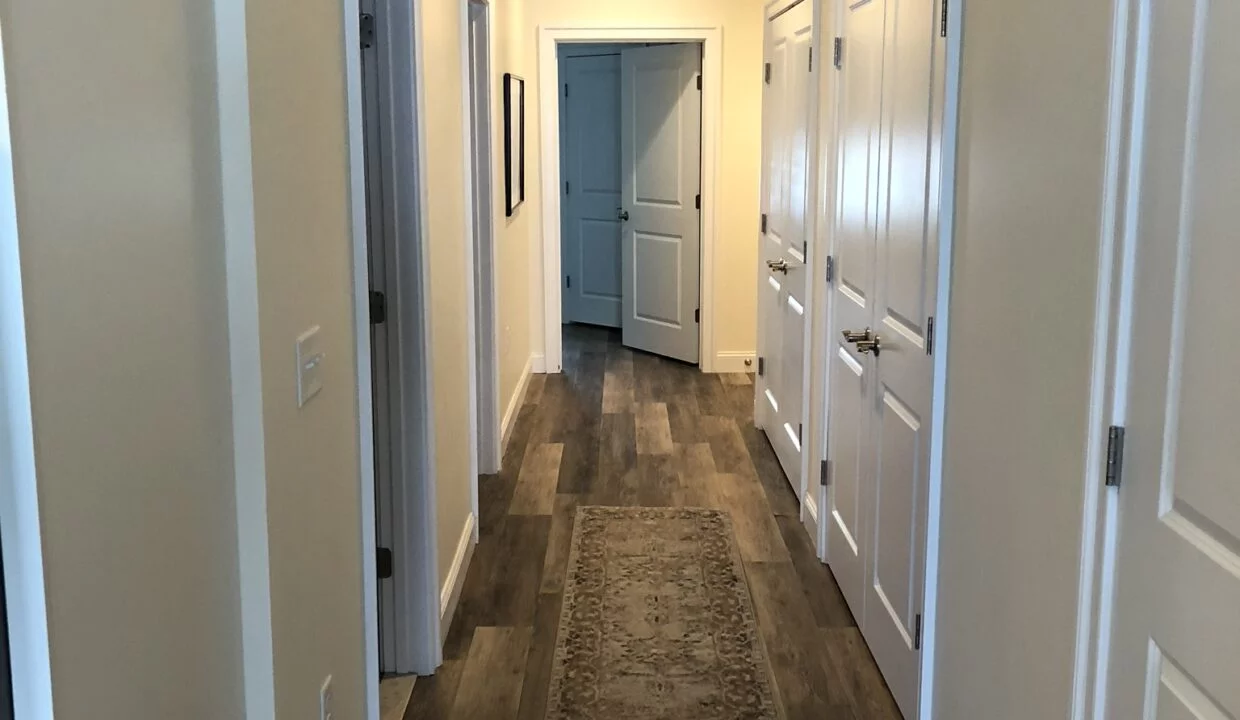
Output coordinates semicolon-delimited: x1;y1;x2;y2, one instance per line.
546;506;780;719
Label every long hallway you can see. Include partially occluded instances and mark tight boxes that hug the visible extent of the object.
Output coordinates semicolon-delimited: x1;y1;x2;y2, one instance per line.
407;324;900;719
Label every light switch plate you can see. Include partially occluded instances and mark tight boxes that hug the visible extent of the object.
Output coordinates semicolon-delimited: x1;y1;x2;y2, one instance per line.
297;326;325;407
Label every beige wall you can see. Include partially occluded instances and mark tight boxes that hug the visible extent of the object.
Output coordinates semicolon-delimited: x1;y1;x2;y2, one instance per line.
932;0;1115;714
0;1;246;716
493;0;535;420
518;0;765;368
245;0;369;716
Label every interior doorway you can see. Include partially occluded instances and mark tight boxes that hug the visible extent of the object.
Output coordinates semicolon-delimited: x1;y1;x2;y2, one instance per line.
557;41;704;365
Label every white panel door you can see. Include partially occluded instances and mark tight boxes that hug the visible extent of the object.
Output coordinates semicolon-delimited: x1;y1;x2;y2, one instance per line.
757;0;814;494
863;0;942;712
619;43;702;363
825;0;885;626
1107;1;1240;717
562;52;623;328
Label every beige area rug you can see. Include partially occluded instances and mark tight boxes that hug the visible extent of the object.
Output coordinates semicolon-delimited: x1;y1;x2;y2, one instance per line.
546;506;780;720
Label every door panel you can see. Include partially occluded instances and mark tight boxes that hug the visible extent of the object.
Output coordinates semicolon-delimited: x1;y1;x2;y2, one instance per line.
862;0;941;713
758;0;814;494
620;44;701;363
562;53;623;328
825;0;885;634
1107;0;1240;716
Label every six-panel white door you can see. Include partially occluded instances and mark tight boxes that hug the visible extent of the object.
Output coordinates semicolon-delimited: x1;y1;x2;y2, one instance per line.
619;43;702;363
1106;1;1240;716
758;0;814;495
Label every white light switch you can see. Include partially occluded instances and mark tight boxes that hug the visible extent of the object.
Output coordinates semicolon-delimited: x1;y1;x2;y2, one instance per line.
297;326;325;407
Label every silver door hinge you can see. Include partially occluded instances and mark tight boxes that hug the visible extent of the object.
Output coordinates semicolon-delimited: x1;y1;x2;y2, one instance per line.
826;255;836;284
758;357;766;377
799;424;803;443
808;47;814;72
833;37;843;69
914;614;924;650
760;213;768;234
360;13;376;49
764;62;772;84
1105;426;1126;488
940;0;949;37
926;316;935;355
820;459;830;486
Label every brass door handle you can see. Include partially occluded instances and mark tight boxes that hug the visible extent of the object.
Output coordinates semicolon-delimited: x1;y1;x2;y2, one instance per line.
842;328;872;343
856;335;882;356
767;259;790;274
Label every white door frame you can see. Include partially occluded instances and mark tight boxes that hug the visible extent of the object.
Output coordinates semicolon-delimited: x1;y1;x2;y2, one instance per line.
350;0;443;684
538;25;721;373
804;0;964;714
464;0;501;478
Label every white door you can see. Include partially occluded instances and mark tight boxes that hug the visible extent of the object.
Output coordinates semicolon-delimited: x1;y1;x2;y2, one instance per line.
1107;2;1240;717
862;0;942;712
825;0;944;714
619;43;702;363
757;0;814;494
561;51;623;328
825;0;885;622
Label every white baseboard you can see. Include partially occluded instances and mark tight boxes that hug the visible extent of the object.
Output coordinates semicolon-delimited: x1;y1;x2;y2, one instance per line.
439;512;476;644
500;355;535;462
714;351;757;374
530;353;547;373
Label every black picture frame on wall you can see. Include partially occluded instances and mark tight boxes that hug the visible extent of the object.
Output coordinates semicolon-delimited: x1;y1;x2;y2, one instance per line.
503;73;525;217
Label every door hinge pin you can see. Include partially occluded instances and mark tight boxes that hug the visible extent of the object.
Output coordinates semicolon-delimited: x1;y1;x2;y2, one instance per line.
826;255;835;284
697;74;703;91
940;0;949;37
758;357;766;377
926;316;935;355
695;194;701;210
833;37;843;69
566;275;571;289
820;459;830;486
808;47;814;72
760;213;768;234
764;62;772;84
565;181;570;195
564;83;569;98
1105;426;1126;487
914;613;923;650
695;308;701;324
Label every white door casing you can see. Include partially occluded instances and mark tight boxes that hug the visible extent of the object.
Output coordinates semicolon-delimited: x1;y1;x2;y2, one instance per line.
758;0;814;494
619;43;702;364
1106;0;1240;716
824;0;945;713
561;51;623;329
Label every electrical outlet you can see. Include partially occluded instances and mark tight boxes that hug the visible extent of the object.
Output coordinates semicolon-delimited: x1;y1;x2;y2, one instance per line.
320;675;334;720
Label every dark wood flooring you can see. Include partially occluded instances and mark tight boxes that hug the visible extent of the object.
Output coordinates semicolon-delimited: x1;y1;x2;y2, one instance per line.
407;324;901;720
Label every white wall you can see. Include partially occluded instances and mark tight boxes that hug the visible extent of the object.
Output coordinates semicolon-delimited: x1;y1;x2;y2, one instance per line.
0;1;246;716
932;0;1117;716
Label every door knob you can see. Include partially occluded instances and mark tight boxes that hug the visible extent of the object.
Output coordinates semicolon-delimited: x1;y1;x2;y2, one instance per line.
767;259;790;274
617;208;630;222
842;328;872;343
856;335;882;356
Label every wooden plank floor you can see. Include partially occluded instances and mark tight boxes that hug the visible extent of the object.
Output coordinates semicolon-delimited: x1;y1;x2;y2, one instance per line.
407;324;902;720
